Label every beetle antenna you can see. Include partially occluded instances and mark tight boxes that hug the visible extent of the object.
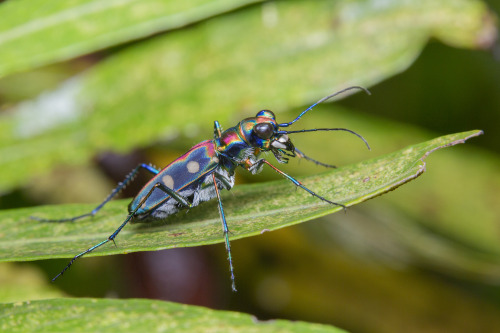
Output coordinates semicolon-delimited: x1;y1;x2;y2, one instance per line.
278;128;371;150
278;86;370;127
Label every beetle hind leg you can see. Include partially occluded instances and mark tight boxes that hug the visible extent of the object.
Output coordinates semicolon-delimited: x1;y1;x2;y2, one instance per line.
52;180;194;281
32;163;160;223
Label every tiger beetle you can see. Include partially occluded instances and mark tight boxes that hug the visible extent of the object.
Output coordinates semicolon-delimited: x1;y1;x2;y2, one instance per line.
34;86;370;292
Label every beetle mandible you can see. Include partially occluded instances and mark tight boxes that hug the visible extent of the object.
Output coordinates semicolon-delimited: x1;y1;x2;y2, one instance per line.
35;86;370;292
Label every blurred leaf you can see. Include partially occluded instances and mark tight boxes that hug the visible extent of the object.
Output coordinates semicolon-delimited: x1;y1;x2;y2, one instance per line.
289;105;500;252
0;263;65;303
274;105;500;259
1;0;495;192
233;223;500;333
319;201;500;282
0;298;346;333
0;0;264;78
0;130;481;263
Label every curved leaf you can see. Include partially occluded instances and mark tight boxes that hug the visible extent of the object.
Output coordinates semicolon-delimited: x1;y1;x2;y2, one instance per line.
0;130;481;262
0;298;347;333
0;0;264;78
0;0;495;192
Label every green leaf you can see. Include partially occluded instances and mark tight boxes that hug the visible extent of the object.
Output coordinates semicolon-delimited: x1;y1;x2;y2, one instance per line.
285;107;500;280
266;105;500;272
0;130;481;263
0;0;495;192
0;298;347;333
0;0;264;78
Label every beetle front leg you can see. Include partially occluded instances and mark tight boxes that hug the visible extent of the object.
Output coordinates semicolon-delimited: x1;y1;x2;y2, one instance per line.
245;156;264;174
252;158;346;210
295;148;336;168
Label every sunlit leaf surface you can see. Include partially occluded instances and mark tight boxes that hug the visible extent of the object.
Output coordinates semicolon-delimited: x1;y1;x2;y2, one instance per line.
0;0;495;192
0;0;264;77
0;130;481;262
0;298;347;333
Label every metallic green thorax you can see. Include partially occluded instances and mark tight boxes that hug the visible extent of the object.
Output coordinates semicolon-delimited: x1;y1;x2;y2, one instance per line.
214;110;290;173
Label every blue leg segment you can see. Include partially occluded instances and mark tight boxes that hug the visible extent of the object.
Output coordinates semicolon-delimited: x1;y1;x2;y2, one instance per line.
32;164;159;223
295;148;336;168
138;182;193;214
258;159;346;210
52;180;193;282
212;173;237;292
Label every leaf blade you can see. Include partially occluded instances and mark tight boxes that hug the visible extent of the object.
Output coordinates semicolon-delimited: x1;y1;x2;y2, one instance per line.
0;0;264;77
0;130;482;262
0;298;347;333
1;0;495;192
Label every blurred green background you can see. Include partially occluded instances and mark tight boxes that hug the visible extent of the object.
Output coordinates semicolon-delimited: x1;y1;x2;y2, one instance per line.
0;1;499;332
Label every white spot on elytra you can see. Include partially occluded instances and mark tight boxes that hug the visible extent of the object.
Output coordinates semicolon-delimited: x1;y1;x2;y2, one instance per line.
162;175;174;189
187;161;200;173
212;156;219;163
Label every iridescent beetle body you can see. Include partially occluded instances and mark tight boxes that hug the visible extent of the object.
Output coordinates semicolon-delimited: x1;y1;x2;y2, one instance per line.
36;87;370;292
130;110;286;221
129;140;223;219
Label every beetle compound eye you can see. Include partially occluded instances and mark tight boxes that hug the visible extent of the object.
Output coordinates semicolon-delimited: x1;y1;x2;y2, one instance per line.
253;123;274;139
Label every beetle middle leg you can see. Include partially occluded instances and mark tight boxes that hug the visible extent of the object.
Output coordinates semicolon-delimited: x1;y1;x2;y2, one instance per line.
32;163;160;223
212;172;237;292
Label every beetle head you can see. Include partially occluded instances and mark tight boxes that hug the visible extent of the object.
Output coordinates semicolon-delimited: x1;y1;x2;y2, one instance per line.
246;110;295;163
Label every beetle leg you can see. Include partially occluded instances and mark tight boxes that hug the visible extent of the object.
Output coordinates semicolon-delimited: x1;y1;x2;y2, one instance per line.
214;172;233;190
295;148;337;168
32;164;160;223
51;181;193;282
139;182;194;214
255;159;346;210
212;173;237;292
